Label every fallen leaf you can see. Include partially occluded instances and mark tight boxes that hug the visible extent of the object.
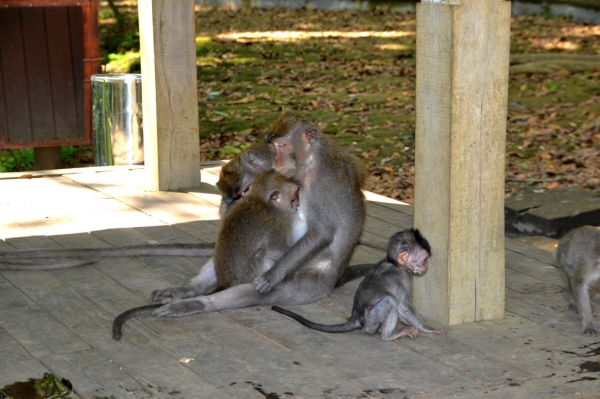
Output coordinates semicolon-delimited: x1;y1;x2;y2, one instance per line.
209;115;225;122
545;181;561;190
179;358;194;364
368;148;380;157
227;95;256;105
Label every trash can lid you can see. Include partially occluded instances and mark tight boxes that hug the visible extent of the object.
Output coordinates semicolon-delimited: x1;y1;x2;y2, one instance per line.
91;74;142;82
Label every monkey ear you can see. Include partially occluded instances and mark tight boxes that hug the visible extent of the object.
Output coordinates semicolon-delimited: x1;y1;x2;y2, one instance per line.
268;190;281;203
305;127;318;144
397;251;410;266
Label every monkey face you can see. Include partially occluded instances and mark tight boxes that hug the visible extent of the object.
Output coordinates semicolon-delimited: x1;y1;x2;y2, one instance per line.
272;138;297;178
398;250;430;275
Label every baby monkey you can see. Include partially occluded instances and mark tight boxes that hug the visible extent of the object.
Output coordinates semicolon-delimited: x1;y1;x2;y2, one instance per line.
273;228;446;341
555;226;600;336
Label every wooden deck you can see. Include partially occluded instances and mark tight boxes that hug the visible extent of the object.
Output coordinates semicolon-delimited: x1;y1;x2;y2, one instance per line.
0;166;599;399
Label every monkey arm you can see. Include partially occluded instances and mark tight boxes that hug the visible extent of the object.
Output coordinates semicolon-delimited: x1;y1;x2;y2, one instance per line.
397;300;446;335
253;230;331;294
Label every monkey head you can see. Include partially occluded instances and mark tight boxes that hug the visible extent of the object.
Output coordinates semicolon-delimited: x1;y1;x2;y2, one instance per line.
240;141;275;178
388;229;432;275
216;142;275;218
251;170;301;213
264;110;320;178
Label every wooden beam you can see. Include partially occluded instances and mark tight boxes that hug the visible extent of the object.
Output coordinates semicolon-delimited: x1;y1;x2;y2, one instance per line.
413;0;510;325
138;0;200;191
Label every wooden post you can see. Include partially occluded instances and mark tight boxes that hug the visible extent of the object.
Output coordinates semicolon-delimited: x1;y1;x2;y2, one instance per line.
138;0;200;191
413;0;510;325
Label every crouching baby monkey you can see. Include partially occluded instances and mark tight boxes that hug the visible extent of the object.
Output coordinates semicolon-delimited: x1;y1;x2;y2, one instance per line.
114;170;305;339
273;229;446;341
555;226;600;336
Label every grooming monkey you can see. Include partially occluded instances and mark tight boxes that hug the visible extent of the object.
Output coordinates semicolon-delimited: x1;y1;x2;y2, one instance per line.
145;141;278;301
214;170;304;288
149;110;366;319
0;142;275;272
114;169;304;340
273;229;446;340
555;226;600;336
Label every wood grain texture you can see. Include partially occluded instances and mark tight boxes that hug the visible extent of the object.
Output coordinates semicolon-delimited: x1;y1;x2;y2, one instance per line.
45;7;79;139
21;7;55;141
0;8;32;143
414;0;510;325
138;0;201;191
0;166;598;397
414;1;453;325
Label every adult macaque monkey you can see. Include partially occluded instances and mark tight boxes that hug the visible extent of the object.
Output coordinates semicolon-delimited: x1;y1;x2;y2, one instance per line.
555;226;600;336
144;141;278;300
149;110;366;319
214;170;304;288
114;169;304;340
0;142;275;272
273;229;446;341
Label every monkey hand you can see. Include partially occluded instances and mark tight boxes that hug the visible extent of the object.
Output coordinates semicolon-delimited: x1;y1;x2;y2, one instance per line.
153;298;205;318
253;276;275;294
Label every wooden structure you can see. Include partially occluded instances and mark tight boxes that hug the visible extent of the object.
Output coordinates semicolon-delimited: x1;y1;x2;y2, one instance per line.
0;0;100;159
0;167;599;398
414;0;511;325
138;0;201;191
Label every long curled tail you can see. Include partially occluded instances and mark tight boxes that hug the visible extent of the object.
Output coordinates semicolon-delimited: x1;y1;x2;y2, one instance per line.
0;243;215;271
272;306;359;333
112;303;163;340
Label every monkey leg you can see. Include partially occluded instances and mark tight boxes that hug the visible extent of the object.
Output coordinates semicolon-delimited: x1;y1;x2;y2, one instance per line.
147;258;218;303
363;296;415;341
571;279;598;335
154;268;336;318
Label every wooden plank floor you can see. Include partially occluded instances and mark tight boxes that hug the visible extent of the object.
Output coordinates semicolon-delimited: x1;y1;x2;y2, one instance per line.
0;166;599;399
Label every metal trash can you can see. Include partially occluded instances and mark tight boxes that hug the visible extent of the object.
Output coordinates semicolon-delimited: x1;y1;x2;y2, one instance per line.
92;74;144;166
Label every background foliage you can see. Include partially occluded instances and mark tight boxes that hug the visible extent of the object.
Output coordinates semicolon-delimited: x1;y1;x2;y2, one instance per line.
7;1;597;204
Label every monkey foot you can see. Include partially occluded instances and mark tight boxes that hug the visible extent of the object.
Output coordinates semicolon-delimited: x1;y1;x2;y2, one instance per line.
148;286;192;303
153;298;205;318
565;304;577;312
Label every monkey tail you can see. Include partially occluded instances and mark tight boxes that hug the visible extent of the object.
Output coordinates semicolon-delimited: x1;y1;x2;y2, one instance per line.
0;257;101;271
112;303;163;341
272;306;360;333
